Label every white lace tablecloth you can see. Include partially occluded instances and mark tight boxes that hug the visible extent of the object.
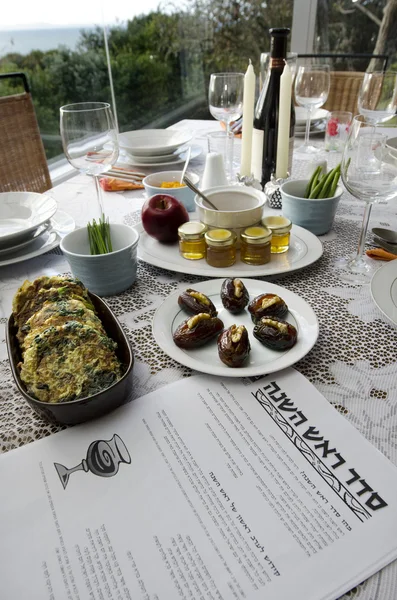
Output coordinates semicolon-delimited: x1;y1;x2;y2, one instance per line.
1;120;397;600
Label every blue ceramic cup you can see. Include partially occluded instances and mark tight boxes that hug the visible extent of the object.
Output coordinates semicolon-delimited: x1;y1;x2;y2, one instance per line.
60;224;139;296
280;179;343;235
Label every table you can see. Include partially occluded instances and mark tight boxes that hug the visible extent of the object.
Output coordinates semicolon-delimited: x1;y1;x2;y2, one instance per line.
1;120;397;600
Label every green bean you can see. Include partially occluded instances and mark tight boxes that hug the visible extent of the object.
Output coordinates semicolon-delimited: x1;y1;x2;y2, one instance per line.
304;166;321;198
329;169;341;197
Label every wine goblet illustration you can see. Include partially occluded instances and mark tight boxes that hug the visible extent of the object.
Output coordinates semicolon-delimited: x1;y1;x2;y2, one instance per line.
54;434;131;489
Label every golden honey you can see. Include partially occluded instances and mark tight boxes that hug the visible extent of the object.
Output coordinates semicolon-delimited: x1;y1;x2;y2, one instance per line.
178;222;207;260
205;229;237;268
240;226;272;265
261;216;292;254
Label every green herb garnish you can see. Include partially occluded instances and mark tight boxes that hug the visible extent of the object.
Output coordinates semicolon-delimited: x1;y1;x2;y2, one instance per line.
305;164;341;198
87;214;113;255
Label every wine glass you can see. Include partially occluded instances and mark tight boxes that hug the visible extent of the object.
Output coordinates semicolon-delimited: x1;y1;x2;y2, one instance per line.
208;72;244;180
295;64;330;155
60;102;119;216
334;115;397;284
358;71;397;125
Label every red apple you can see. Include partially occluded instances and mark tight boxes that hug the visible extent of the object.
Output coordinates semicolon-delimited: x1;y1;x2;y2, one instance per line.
141;194;189;243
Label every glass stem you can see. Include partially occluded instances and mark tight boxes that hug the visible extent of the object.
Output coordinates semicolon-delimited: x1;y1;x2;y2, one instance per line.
304;107;313;147
94;175;105;218
225;121;233;180
355;202;373;261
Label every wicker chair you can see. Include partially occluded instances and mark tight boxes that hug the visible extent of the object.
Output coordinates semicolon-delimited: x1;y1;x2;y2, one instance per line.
0;73;51;194
323;71;365;116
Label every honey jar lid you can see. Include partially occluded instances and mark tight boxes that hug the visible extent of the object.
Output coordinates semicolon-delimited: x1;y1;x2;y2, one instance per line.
178;221;207;240
261;215;292;234
205;228;236;247
241;226;272;245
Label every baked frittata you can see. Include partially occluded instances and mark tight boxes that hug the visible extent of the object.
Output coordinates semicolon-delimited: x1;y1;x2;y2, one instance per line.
13;276;123;403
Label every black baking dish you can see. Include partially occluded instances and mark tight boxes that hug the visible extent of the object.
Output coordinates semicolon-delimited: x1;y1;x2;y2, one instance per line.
6;292;134;426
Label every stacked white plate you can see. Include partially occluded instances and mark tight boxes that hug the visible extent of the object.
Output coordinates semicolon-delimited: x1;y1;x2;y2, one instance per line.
0;192;74;267
118;129;201;167
295;107;328;137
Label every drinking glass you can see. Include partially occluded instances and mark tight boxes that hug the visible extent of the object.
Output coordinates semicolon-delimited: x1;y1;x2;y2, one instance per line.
295;64;330;155
60;102;119;215
334;115;397;284
358;71;397;125
208;72;244;180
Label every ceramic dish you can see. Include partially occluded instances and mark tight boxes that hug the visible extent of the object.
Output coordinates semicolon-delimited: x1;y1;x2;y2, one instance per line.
118;129;193;156
152;278;319;377
136;216;323;278
124;145;202;168
0;192;57;247
143;171;200;213
281;180;343;235
370;260;397;326
0;210;75;267
128;146;188;163
0;230;60;267
0;221;50;256
295;107;329;126
6;292;134;425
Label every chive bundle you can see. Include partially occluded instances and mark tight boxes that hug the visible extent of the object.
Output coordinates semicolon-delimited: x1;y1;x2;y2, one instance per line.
87;214;113;255
304;164;341;199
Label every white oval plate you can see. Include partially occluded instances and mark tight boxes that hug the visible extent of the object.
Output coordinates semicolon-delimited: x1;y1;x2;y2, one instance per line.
0;230;61;267
295;107;328;126
0;192;57;246
119;129;193;156
0;210;75;267
370;260;397;326
152;278;319;377
0;221;50;256
137;219;323;278
124;145;202;168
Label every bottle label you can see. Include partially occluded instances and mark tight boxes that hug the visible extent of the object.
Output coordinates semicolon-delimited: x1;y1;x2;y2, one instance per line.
252;128;264;181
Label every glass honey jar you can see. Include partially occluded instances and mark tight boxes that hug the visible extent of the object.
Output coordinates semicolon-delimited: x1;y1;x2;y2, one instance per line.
261;216;292;254
240;226;272;265
205;228;237;268
178;221;208;260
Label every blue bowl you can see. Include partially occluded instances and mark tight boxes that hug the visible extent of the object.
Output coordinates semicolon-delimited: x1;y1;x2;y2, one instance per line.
60;224;139;296
280;179;343;235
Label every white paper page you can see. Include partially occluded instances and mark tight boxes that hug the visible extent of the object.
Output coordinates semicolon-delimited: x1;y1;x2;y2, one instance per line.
1;368;397;600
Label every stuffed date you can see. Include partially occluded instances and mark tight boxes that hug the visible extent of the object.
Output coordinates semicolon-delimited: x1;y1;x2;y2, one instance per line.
253;317;297;351
248;293;288;323
218;325;250;367
178;289;217;316
173;313;224;349
220;278;249;314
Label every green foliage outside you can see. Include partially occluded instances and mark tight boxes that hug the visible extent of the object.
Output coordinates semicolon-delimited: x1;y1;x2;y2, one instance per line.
0;0;393;161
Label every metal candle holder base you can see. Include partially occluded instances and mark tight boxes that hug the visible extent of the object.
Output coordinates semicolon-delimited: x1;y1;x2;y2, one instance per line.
236;173;263;190
264;173;290;210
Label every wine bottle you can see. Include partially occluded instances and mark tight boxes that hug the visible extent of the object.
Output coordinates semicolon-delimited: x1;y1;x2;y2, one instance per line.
252;28;295;188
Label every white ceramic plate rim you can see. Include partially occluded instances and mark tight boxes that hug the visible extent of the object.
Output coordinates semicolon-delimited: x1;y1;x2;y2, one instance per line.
123;145;202;168
370;260;397;326
0;221;50;256
152;278;319;377
0;192;57;244
137;221;323;277
295;108;328;125
119;130;193;155
0;230;61;267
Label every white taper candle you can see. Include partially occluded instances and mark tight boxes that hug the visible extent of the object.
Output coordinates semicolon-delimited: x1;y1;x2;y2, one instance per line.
240;60;256;177
275;62;292;179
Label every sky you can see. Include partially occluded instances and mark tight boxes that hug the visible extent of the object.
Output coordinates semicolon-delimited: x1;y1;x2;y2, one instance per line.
0;0;167;30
